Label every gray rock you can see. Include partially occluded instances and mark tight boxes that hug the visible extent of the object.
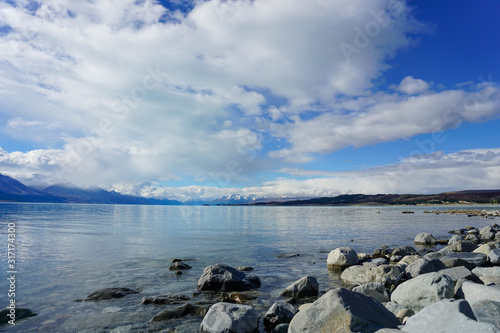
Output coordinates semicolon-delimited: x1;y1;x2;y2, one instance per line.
401;299;498;333
480;226;496;241
405;258;446;279
363;258;389;267
327;247;359;269
169;261;192;270
457;281;500;303
490;249;500;265
391;273;454;312
471;300;500;329
280;276;319;298
375;329;402;333
390;246;418;262
441;252;487;267
384;302;405;316
272;323;289;333
352;282;390;303
439;266;472;282
448;235;463;244
496;231;500;241
414;232;437;245
288;288;400;333
84;288;139;301
465;234;481;243
472;267;500;285
341;265;405;287
397;255;421;266
141;295;190;305
0;307;36;325
197;264;261;292
441;258;475;270
264;301;296;328
446;240;478;253
200;302;259;333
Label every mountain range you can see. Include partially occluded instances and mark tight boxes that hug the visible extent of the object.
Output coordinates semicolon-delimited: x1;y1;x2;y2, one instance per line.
0;174;179;205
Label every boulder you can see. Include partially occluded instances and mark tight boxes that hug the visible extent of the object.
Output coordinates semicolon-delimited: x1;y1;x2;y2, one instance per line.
405;258;446;279
438;266;473;282
441;258;475;270
397;255;421;266
401;299;498;333
84;288;139;301
390;246;418;262
474;243;497;256
288;288;400;333
414;232;437;245
480;226;496;241
327;247;359;269
448;235;463;244
472;267;500;285
446;240;478;253
471;300;500;329
391;273;454;312
263;301;297;328
341;265;405;287
440;253;487;267
457;281;500;303
200;302;259;333
280;276;319;298
352;282;390;303
169;261;192;271
362;258;389;267
197;264;261;292
489;249;500;265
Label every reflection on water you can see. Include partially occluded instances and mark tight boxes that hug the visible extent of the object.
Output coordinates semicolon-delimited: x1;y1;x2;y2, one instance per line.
0;203;496;331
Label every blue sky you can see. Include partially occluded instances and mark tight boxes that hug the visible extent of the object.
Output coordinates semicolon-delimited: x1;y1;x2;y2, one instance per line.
0;0;499;201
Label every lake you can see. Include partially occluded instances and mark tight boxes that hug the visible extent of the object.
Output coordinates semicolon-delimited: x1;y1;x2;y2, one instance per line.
0;203;496;332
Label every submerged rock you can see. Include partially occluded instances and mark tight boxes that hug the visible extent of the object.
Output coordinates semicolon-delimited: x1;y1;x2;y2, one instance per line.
141;295;190;305
288;288;400;333
280;276;319;298
0;308;36;325
84;288;139;301
197;264;261;292
150;303;208;322
200;302;259;333
169;261;192;271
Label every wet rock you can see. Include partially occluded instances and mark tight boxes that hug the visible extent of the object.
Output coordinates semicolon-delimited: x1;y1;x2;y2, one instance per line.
0;307;36;325
391;273;454;312
471;300;500;329
200;302;258;333
237;267;254;272
352;282;390;303
288;288;400;333
264;301;297;328
150;303;208;321
341;264;406;287
405;258;446;279
141;295;190;305
390;246;418;262
280;276;319;298
84;288;139;301
440;252;487;267
402;299;498;333
169;261;192;271
327;247;359;269
197;264;261;292
277;253;300;258
228;291;259;304
414;232;437;246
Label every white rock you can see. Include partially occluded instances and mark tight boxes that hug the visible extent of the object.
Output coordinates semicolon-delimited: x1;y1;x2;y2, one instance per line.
327;247;359;269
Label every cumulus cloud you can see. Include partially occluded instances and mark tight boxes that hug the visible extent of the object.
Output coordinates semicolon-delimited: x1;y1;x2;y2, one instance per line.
397;76;430;94
0;0;499;198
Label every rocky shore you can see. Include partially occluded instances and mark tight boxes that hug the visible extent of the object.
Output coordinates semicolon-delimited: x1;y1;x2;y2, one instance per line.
4;213;500;332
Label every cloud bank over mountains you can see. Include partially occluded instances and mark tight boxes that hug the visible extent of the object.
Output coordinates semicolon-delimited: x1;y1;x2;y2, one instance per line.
0;0;499;201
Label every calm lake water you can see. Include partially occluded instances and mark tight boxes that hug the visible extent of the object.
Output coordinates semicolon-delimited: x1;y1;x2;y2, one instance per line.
0;203;497;332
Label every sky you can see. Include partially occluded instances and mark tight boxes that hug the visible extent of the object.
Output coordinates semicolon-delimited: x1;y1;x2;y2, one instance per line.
0;0;499;202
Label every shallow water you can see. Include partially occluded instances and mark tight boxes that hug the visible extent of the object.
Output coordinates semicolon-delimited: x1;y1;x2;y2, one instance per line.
0;203;497;332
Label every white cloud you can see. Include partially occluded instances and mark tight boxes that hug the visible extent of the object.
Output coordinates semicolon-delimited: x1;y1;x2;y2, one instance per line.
397;75;430;94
